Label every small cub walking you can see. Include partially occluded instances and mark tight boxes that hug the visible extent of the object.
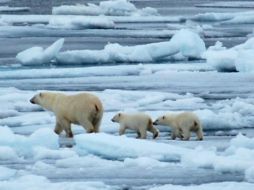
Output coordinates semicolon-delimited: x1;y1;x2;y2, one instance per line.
111;113;159;139
153;112;203;141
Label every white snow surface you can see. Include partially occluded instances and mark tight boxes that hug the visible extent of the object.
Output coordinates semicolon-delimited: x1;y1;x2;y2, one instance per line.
47;16;115;29
196;1;254;8
0;85;254;188
0;166;16;180
192;10;254;24
14;29;205;65
203;38;254;72
0;14;184;24
16;38;64;65
56;29;206;64
0;6;30;12
149;182;254;190
0;175;116;190
52;0;159;16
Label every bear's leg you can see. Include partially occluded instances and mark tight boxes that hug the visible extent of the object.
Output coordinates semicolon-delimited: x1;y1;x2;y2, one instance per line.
139;129;147;139
148;127;159;139
119;125;126;135
196;128;203;141
54;121;63;135
171;132;176;140
136;131;141;138
59;118;73;138
171;128;178;140
93;118;102;133
182;127;191;141
80;120;95;133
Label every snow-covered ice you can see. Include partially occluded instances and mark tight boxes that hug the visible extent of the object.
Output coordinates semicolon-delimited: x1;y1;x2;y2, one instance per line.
14;29;205;65
192;11;254;24
0;6;30;12
1;0;254;188
0;175;116;190
149;182;254;190
0;166;16;180
56;29;205;64
0;14;184;25
203;38;254;72
196;1;254;8
16;38;64;65
52;0;158;16
47;16;115;29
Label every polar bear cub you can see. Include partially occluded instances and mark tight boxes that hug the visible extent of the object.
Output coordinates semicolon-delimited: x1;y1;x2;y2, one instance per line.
30;92;103;138
111;113;159;139
153;112;203;141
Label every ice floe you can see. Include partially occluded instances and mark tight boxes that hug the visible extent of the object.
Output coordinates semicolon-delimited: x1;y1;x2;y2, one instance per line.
0;166;16;180
203;38;254;72
15;29;205;65
16;38;64;65
0;126;59;157
47;16;115;29
196;1;254;8
192;11;254;24
0;6;30;12
52;0;159;16
149;182;254;190
0;174;116;190
56;29;205;65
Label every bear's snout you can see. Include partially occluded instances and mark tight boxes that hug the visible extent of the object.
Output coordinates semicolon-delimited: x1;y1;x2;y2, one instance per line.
111;118;115;122
30;97;36;104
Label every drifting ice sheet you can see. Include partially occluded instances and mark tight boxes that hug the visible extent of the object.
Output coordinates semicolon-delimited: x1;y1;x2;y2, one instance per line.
0;6;30;12
192;11;254;24
203;38;254;72
47;16;115;29
52;0;158;16
56;29;206;65
149;182;254;190
16;38;64;65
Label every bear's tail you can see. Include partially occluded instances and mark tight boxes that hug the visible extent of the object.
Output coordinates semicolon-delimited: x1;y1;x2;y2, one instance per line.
91;103;103;133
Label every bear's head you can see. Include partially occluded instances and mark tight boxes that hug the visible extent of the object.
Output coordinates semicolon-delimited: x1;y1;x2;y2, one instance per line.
111;113;122;123
30;92;55;111
153;115;169;126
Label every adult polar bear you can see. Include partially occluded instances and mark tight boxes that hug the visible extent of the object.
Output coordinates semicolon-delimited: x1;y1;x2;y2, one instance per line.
30;92;103;137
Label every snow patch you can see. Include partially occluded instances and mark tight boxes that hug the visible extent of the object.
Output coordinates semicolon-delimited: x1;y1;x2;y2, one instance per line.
203;38;254;72
124;157;168;169
16;38;64;65
245;166;254;183
0;126;59;157
149;182;254;190
0;6;30;12
74;133;189;160
56;29;206;65
0;174;115;190
47;16;115;29
0;166;16;180
0;146;17;160
52;0;159;16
